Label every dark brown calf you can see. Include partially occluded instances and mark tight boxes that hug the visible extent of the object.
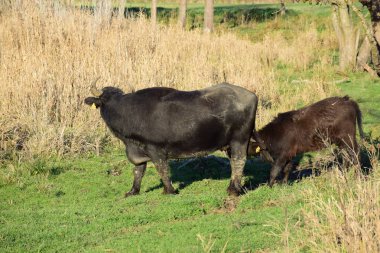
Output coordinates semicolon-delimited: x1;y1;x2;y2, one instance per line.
249;96;364;186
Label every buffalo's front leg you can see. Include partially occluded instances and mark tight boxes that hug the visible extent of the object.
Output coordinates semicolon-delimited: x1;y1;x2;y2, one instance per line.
153;160;176;195
125;163;147;197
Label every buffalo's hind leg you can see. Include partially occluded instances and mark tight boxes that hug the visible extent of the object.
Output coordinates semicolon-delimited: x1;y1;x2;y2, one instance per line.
153;159;177;195
227;142;247;196
125;163;147;197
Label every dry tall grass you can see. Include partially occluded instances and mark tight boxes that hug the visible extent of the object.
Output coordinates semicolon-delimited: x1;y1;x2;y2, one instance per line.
302;174;380;252
283;146;380;252
0;1;336;159
78;0;282;5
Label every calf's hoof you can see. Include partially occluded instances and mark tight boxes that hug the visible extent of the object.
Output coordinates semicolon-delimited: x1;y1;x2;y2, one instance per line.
125;189;139;198
281;178;289;185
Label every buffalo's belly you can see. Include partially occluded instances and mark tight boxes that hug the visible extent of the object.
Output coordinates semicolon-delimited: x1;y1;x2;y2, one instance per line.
165;132;229;158
162;116;232;151
168;150;217;159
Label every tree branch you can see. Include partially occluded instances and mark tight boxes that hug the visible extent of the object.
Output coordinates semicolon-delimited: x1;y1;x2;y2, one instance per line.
360;62;379;77
351;4;377;51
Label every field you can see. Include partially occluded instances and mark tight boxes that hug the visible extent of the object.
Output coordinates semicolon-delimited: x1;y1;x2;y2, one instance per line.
1;1;380;252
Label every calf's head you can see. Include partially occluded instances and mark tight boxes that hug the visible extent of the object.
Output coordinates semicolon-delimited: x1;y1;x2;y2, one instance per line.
248;141;262;157
248;138;274;163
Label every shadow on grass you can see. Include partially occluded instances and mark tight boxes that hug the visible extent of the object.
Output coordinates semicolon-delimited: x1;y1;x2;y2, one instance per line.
145;155;235;193
145;143;380;194
360;137;380;174
145;153;317;194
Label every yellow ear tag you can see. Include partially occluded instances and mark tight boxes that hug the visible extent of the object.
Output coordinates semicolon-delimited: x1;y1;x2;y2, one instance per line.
256;146;261;153
91;103;97;110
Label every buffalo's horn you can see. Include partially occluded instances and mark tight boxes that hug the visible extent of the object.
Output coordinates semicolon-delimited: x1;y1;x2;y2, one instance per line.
90;77;102;97
126;83;136;93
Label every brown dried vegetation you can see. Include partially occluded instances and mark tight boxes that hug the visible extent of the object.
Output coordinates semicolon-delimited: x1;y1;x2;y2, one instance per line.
0;1;336;160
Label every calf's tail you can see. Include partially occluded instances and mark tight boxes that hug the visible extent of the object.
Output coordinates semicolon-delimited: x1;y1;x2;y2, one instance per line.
353;100;365;139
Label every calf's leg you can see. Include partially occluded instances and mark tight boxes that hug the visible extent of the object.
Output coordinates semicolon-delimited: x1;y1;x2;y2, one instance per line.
336;135;360;168
125;163;147;197
281;161;293;184
269;157;288;187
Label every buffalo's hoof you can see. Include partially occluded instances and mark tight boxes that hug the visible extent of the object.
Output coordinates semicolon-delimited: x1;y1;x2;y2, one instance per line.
268;180;276;188
162;188;178;195
125;190;139;198
227;186;242;197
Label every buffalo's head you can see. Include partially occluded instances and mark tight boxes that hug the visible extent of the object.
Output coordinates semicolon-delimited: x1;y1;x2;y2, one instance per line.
84;81;124;109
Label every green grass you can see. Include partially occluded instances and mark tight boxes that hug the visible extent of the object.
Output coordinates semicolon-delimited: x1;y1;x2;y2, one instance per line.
338;73;380;139
81;2;327;36
97;3;292;31
1;2;380;252
1;151;308;252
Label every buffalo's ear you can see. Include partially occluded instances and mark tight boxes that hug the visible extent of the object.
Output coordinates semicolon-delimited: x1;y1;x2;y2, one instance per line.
84;97;102;108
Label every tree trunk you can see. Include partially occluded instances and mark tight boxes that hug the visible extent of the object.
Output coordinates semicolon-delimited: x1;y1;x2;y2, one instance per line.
280;0;286;16
372;23;380;68
118;0;125;19
204;0;214;33
356;36;378;77
359;0;380;69
151;0;157;26
373;22;380;66
331;2;358;71
178;0;187;29
93;0;112;25
357;36;371;69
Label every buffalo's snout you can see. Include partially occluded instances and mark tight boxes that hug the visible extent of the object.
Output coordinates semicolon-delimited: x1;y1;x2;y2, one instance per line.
84;97;102;108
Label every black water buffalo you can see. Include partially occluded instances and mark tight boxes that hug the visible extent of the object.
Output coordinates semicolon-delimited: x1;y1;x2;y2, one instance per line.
248;96;364;186
85;83;266;196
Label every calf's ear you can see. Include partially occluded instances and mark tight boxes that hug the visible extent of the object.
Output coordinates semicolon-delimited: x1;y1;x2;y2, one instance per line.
247;142;260;156
84;97;102;108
